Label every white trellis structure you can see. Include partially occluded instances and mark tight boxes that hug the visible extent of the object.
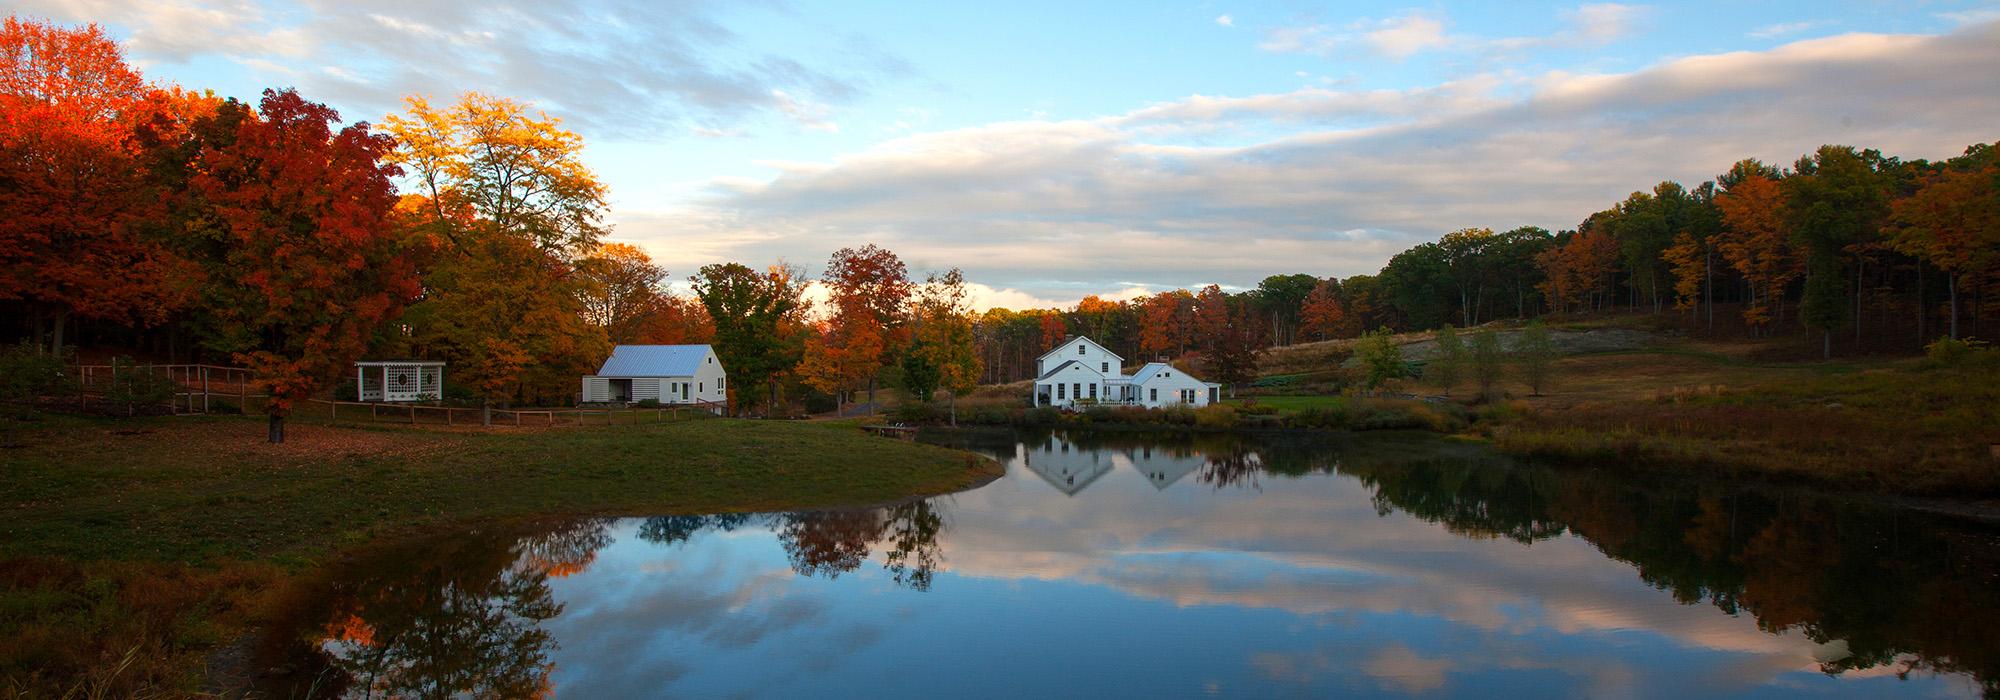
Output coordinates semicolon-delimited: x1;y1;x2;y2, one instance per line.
355;360;445;403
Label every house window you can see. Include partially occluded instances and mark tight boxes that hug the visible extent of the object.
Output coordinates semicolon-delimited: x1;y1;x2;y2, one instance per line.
1057;384;1066;399
1072;383;1081;400
1101;362;1108;372
1150;388;1158;401
717;377;724;389
699;382;704;393
1088;384;1097;399
1078;345;1086;355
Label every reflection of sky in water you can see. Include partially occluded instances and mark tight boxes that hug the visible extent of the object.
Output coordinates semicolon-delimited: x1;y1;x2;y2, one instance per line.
495;435;1985;697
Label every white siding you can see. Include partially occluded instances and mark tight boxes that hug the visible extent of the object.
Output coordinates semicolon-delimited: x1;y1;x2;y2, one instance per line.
1036;338;1120;378
693;349;727;404
581;377;611;403
633;378;661;402
1134;371;1216;408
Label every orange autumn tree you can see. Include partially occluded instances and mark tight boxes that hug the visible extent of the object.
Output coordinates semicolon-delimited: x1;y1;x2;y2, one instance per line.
188;90;418;443
1887;158;2000;340
1136;290;1192;359
0;17;192;352
1716;171;1799;334
1297;278;1348;342
822;244;912;406
577;242;668;344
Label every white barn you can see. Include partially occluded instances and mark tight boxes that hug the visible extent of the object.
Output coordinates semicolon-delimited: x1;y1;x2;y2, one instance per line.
581;345;727;406
1031;336;1221;409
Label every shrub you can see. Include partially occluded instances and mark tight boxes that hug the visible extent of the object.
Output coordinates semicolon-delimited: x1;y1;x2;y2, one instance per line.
1193;404;1239;429
634;398;662;408
1022;406;1064;426
1923;336;1990;368
892;402;946;424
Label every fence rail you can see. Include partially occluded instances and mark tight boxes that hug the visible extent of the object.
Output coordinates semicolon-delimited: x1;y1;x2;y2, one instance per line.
308;399;718;428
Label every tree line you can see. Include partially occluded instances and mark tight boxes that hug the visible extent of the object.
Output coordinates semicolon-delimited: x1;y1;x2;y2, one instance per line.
972;141;1996;380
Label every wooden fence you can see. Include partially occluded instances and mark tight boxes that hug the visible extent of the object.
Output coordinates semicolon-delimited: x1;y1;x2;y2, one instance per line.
72;363;265;415
308;399;721;428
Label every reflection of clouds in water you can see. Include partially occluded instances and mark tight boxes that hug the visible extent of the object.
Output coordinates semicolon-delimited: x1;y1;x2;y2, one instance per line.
543;523;894;698
927;437;1855;693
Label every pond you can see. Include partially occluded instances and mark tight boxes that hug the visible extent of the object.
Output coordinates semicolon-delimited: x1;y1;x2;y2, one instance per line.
259;429;2000;698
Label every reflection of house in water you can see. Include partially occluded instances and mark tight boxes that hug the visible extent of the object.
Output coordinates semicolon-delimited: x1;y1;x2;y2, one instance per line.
1132;445;1205;490
1016;436;1213;494
1019;436;1116;496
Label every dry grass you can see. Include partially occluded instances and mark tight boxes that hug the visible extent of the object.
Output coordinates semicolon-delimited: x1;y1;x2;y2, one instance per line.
1489;348;2000;496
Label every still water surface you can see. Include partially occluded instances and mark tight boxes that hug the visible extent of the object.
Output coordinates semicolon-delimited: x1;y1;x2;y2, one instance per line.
265;429;2000;698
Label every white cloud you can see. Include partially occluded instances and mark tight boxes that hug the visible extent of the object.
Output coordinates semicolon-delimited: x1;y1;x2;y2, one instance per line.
771;89;840;133
610;22;2000;305
1937;6;2000;25
1214;14;1233;28
1565;3;1648;43
1260;11;1450;60
1747;20;1826;40
15;0;893;138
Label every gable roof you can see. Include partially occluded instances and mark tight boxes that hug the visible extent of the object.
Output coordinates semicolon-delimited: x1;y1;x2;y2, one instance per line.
1036;359;1107;381
595;345;715;377
1036;335;1124;363
1127;362;1204;385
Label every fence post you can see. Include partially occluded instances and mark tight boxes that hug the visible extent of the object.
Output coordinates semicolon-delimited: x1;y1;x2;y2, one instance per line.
202;367;210;413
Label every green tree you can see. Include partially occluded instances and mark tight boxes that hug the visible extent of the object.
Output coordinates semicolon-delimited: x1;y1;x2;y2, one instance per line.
899;338;940;405
1253;273;1319;345
1470;327;1504;398
1514;321;1557;396
911;268;983;425
1425;325;1465;396
1786;146;1888;358
1356;328;1406;394
692;262;805;416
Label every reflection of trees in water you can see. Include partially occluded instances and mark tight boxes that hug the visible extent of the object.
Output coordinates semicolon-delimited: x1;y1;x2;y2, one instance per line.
636;513;760;547
296;520;610;698
1195;448;1262;491
1350;454;2000;694
880;500;944;591
513;518;614;578
778;509;884;579
634;506;946;591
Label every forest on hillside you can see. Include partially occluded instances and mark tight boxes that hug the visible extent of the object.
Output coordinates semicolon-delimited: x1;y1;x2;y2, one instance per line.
5;17;1997;429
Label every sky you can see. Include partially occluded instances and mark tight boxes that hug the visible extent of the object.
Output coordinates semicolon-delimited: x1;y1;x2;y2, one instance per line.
16;0;2000;309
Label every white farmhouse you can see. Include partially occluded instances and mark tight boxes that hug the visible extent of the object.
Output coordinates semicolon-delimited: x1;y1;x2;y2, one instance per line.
1031;336;1221;409
581;345;726;407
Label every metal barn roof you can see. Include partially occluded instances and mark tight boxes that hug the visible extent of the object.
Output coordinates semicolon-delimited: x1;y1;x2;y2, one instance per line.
595;345;714;377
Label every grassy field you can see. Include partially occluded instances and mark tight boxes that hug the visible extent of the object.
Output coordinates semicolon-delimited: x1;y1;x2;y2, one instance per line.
0;412;998;696
1247;320;2000;498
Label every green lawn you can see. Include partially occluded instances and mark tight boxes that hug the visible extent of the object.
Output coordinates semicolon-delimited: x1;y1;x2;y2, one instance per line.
0;413;998;695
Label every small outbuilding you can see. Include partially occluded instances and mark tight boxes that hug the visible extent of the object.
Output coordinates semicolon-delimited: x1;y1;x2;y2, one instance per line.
355;360;445;402
581;344;727;406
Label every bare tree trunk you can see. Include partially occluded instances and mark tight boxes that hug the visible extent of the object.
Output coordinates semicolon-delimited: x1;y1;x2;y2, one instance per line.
50;310;67;356
1948;272;1959;341
1916;262;1926;346
267;413;285;444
